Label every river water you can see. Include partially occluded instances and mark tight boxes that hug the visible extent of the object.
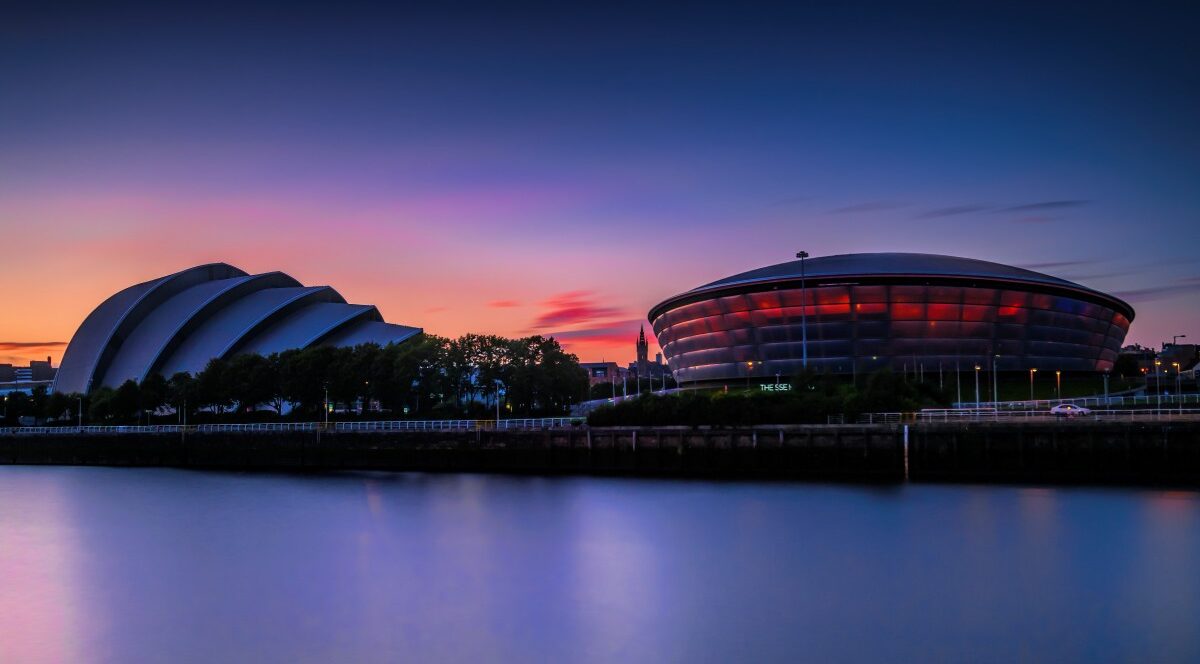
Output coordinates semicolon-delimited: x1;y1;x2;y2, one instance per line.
1;468;1197;663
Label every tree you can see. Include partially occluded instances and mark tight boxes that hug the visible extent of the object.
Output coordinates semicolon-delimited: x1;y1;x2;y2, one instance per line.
3;391;32;425
44;390;75;423
139;372;168;419
197;358;234;415
227;353;279;414
1113;354;1141;378
88;387;116;423
167;372;198;422
112;380;141;423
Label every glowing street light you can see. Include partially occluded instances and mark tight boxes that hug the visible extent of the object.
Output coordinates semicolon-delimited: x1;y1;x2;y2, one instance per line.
1055;370;1062;402
796;251;809;370
1029;368;1038;403
1173;362;1182;413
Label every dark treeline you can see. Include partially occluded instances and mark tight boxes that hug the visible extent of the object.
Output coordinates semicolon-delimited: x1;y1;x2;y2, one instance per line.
586;370;949;426
2;334;589;426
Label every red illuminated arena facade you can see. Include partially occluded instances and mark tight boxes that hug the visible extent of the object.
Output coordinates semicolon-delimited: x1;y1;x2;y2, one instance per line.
648;253;1134;385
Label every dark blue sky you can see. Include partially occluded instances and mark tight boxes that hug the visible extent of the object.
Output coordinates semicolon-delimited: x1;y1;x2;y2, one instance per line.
2;1;1197;361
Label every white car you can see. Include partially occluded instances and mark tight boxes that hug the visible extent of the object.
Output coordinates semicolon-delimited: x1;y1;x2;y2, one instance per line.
1050;403;1091;417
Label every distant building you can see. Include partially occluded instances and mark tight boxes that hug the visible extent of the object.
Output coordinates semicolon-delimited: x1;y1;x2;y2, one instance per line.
1120;344;1157;374
30;357;56;381
0;357;57;395
628;326;671;382
579;361;628;387
53;263;421;395
1158;343;1198;371
650;252;1134;385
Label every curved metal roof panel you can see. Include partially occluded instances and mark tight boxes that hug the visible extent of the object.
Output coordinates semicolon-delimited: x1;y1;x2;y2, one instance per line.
652;252;1134;321
235;303;379;357
156;286;337;376
99;277;252;388
52;263;247;394
52;276;164;394
57;263;423;392
697;253;1081;291
318;320;423;348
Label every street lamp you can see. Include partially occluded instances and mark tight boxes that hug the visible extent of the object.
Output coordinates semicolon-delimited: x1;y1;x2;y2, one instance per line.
973;364;981;410
746;361;755;389
796;251;809;370
1173;362;1181;413
992;355;1000;412
1029;368;1037;403
1154;360;1162;415
1055;370;1062;402
494;379;505;426
1173;334;1187;346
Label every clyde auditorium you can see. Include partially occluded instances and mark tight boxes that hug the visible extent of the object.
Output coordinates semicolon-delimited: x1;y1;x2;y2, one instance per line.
53;263;420;395
649;253;1134;385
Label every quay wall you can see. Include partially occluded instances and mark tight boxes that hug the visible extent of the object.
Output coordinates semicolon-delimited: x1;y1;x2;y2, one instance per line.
1;422;1198;485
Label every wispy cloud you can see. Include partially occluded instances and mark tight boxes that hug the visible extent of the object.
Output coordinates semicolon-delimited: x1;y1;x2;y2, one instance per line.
1112;276;1200;303
547;319;655;354
914;205;991;219
996;200;1089;213
1016;260;1097;270
0;341;66;351
487;300;521;308
530;291;627;330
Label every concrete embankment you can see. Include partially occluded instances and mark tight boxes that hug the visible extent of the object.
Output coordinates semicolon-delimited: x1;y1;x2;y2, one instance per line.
1;422;1198;485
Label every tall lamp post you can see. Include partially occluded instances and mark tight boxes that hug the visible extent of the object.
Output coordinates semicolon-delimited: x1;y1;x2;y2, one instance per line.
973;364;981;410
1154;359;1162;415
796;251;809;370
494;379;504;426
992;355;1000;413
1173;334;1187;346
1029;368;1037;403
1173;362;1181;413
1055;370;1062;402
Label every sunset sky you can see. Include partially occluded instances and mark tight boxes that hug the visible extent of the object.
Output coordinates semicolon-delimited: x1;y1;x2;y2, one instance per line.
2;2;1198;366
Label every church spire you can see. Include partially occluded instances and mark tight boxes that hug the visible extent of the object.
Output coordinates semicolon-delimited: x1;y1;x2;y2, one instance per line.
637;325;649;371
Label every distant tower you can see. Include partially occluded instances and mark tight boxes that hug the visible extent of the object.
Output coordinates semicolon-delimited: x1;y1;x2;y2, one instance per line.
637;325;649;375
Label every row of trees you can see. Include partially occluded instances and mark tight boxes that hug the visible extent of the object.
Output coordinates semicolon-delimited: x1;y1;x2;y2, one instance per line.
586;370;948;426
2;334;590;426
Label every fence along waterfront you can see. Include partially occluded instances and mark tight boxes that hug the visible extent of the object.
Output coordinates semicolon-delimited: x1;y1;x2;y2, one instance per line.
0;417;584;436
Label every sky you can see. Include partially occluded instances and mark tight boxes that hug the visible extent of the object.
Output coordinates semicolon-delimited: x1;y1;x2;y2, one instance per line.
2;1;1198;366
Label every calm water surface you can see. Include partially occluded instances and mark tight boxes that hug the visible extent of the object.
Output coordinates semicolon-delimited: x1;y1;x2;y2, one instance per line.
1;468;1198;663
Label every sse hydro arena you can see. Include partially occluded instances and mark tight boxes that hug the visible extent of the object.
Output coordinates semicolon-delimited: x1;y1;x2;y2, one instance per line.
53;263;421;395
648;253;1134;385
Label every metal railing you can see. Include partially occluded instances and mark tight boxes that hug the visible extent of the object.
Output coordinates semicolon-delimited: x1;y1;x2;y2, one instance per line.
954;393;1200;410
833;408;1200;424
0;417;585;436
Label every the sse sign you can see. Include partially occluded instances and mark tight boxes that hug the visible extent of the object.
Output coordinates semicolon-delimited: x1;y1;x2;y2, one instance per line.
760;383;792;392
